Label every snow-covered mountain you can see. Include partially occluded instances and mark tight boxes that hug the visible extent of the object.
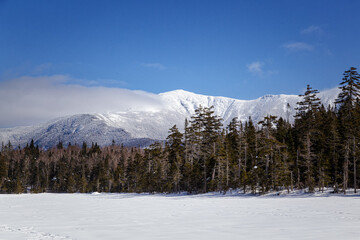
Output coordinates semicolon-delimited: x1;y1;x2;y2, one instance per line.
0;88;340;148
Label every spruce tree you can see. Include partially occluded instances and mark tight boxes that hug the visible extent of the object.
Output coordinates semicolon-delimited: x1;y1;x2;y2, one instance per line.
189;106;222;193
166;125;184;192
294;84;321;192
335;67;360;194
225;117;241;188
335;67;360;111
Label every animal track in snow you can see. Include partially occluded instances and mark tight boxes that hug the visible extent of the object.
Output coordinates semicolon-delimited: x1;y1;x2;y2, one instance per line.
0;225;72;240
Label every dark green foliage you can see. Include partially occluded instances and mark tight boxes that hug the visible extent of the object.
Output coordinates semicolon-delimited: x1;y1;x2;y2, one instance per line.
166;125;184;192
336;67;360;110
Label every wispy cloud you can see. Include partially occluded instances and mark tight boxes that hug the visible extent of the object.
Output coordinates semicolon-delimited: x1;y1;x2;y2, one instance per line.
301;25;323;35
141;63;167;70
247;61;264;74
0;75;164;127
283;42;313;51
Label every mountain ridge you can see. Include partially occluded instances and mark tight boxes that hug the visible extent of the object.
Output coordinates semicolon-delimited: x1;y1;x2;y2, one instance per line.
0;88;341;148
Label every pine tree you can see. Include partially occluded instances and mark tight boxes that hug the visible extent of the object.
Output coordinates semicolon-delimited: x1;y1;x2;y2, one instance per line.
166;125;184;192
335;67;360;194
258;115;277;191
214;132;228;193
295;84;321;122
0;154;8;192
294;85;321;192
314;105;336;192
189;106;222;193
335;67;360;112
225;118;241;189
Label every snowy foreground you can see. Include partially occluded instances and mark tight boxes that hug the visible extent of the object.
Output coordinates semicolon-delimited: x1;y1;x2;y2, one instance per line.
0;191;360;240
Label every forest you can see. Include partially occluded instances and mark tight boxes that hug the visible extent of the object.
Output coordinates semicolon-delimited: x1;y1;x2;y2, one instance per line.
0;67;360;194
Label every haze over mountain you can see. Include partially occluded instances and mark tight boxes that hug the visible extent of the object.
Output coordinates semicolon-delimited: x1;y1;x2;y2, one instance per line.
0;88;340;148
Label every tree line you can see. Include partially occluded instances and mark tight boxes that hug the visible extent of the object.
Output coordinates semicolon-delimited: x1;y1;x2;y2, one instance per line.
0;67;360;194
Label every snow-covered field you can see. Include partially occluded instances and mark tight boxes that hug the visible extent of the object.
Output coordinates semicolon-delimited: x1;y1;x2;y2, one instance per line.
0;191;359;240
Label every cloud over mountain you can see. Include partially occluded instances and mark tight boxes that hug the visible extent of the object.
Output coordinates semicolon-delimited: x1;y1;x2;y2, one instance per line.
0;75;164;127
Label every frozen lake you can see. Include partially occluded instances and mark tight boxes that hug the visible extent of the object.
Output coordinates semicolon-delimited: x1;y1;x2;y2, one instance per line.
0;192;359;240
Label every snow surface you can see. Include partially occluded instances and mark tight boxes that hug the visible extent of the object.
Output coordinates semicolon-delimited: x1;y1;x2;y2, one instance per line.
0;88;341;148
0;191;359;240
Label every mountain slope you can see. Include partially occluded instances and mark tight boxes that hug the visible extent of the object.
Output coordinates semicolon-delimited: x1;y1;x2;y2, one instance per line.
0;88;341;148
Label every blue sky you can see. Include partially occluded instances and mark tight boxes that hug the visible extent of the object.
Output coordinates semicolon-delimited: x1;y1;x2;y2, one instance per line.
1;0;360;100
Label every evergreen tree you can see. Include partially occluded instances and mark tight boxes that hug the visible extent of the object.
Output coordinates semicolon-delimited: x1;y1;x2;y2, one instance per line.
335;67;360;194
0;154;8;192
225;118;241;189
335;67;360;111
294;85;321;192
166;125;184;192
190;106;222;192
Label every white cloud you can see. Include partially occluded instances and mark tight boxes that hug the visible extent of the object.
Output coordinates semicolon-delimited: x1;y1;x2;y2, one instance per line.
0;75;164;127
283;42;313;51
141;63;167;70
247;61;264;74
301;25;323;35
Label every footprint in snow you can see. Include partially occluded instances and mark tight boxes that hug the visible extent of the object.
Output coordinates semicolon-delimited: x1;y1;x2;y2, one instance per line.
0;225;72;240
